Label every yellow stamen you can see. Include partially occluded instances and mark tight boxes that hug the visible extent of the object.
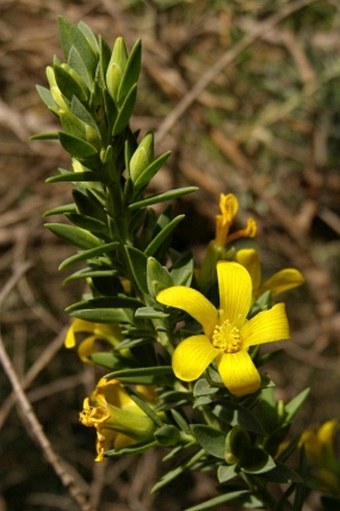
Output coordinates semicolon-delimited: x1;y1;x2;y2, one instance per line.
212;320;241;353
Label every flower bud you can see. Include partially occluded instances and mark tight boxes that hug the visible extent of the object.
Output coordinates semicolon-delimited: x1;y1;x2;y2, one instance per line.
46;66;68;110
129;133;154;183
106;37;128;101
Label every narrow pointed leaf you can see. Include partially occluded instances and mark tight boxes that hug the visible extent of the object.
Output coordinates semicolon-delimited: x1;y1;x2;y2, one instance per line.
129;186;198;209
45;222;102;249
145;215;184;256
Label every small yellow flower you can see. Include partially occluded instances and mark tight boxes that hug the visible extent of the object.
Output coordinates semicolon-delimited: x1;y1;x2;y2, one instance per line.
215;194;257;246
299;420;340;495
236;248;304;299
64;319;122;364
80;378;157;461
157;261;289;396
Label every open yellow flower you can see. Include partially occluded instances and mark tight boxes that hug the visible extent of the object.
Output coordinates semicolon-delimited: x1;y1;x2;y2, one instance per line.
80;377;157;461
157;261;289;396
236;248;304;299
64;318;122;364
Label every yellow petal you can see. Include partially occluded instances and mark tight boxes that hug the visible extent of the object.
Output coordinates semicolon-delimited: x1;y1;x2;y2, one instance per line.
261;268;304;298
241;303;289;348
217;262;252;326
236;248;262;296
64;318;96;348
77;335;98;364
216;350;261;396
157;286;218;337
172;335;218;381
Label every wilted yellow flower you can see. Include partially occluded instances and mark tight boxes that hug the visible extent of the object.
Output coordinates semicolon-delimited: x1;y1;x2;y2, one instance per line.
215;194;257;246
64;319;122;364
157;261;289;396
236;248;304;299
80;378;157;461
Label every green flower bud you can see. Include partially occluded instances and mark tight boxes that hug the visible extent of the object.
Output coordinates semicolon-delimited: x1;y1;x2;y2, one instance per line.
225;426;251;464
46;66;68;110
129;133;154;183
106;37;128;101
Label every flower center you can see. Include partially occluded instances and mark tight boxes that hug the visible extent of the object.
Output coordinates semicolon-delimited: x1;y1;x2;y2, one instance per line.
212;320;241;353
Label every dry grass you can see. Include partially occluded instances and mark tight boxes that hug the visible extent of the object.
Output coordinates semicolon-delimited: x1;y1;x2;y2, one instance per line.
0;1;339;510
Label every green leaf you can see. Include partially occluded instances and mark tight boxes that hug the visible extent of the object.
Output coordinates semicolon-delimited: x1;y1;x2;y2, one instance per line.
135;307;169;319
78;20;100;53
145;215;184;256
152;449;205;492
46;170;104;183
107;366;173;384
73;189;107;221
59;241;119;270
124;245;148;294
58;131;98;158
117;39;142;104
68;45;92;87
45;222;102;249
54;65;87;102
65;213;108;237
146;256;173;296
241;448;276;474
105;440;157;458
193;379;218;397
64;268;117;283
171;252;194;286
31;130;59;141
217;464;238;483
285;388;310;423
262;463;303;484
89;351;121;369
66;296;143;312
58;17;97;76
184;491;249;511
133;151;171;189
44;203;77;216
35;85;58;112
70;308;130;323
191;425;225;459
129;186;198;209
112;83;137;135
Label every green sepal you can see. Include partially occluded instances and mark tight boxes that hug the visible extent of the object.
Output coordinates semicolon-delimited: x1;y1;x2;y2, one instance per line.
129;186;198;209
154;425;180;447
58;241;119;270
133;150;171;189
106;366;173;385
112;83;137;135
145;214;185;256
191;424;226;459
183;491;249;511
117;39;142;105
105;440;158;458
45;222;102;249
58;131;98;158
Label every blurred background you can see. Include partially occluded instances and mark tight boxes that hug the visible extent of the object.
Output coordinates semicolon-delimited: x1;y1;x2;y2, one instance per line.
0;1;339;510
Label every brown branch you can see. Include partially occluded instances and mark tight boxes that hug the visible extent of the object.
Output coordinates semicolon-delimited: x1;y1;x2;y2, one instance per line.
155;0;320;142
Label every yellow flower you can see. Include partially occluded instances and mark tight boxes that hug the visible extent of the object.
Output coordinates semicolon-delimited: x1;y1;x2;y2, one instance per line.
157;261;289;396
236;248;304;299
80;377;157;461
299;420;340;495
215;194;257;246
64;318;122;364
